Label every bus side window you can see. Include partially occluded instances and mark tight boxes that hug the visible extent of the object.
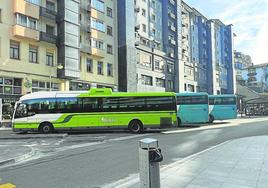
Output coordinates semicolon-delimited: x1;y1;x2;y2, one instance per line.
83;98;98;112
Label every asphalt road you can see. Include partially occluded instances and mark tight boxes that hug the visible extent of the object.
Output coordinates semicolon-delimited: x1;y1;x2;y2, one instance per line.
1;119;268;188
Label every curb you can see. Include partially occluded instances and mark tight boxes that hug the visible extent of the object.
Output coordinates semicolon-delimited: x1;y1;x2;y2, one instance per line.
0;146;35;167
0;133;68;140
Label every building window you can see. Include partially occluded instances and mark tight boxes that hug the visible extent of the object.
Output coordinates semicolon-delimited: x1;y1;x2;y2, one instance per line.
168;80;174;89
26;0;40;5
91;0;105;12
167;63;174;73
107;63;113;77
28;18;37;29
46;25;54;35
91;18;105;32
86;58;93;73
16;14;38;30
32;80;59;92
156;78;165;88
107;44;113;54
142;9;146;17
29;46;38;63
0;77;22;95
141;75;152;86
142;24;146;32
46;1;55;11
10;41;20;60
152;14;156;22
92;38;105;50
107;25;113;36
46;52;53;66
97;61;103;75
107;7;113;17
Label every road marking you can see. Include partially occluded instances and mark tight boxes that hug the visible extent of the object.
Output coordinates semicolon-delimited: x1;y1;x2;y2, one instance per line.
0;183;16;188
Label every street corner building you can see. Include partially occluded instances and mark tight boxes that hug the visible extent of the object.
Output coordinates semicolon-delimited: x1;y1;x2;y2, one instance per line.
0;0;118;116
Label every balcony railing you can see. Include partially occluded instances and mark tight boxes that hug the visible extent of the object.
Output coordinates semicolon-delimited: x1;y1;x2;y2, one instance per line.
40;32;57;44
80;43;92;54
40;7;57;20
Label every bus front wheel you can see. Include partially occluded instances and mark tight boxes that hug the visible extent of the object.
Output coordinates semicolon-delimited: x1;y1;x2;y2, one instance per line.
39;122;54;134
209;115;214;123
128;120;143;134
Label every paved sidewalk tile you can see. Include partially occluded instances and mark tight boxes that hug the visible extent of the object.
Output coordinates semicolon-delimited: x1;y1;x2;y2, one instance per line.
160;136;268;188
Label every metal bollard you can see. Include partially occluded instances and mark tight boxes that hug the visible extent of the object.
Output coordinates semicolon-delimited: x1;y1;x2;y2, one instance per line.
139;138;163;188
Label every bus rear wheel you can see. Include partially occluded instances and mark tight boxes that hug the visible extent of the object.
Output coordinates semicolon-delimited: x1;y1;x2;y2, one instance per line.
208;115;214;123
128;120;143;134
39;122;54;134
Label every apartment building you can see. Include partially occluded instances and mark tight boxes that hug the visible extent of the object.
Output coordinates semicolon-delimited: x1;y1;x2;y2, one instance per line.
118;0;174;92
234;51;253;84
241;63;268;93
207;19;235;94
0;0;118;118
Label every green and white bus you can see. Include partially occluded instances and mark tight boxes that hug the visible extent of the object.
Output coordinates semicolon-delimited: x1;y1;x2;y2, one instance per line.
208;94;237;123
176;92;209;125
12;88;177;133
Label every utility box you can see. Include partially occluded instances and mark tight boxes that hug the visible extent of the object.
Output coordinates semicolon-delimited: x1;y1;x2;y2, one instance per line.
139;138;163;188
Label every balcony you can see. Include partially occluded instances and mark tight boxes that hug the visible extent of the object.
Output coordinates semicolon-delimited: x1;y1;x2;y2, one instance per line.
40;32;57;44
80;2;91;12
80;20;91;32
13;0;39;19
40;7;57;21
91;29;105;39
169;0;175;5
80;43;92;54
13;24;39;41
91;8;105;20
169;52;174;58
91;47;105;58
168;12;176;19
247;72;257;77
169;25;176;32
169;38;176;45
134;7;140;13
135;24;140;31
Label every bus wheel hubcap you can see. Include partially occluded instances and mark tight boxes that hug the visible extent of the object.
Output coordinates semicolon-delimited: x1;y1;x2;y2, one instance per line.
43;126;49;132
133;124;139;131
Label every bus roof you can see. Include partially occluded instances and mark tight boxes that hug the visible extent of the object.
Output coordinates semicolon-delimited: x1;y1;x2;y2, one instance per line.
176;92;208;96
19;88;175;101
209;94;236;98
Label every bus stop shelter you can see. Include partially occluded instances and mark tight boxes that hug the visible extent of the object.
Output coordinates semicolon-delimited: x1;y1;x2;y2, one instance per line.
245;97;268;116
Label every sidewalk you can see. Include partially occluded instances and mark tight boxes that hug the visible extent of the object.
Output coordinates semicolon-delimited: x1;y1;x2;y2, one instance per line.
159;136;268;188
0;145;35;166
109;136;268;188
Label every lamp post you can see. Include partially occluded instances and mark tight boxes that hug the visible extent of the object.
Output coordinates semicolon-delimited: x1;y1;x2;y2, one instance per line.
49;64;63;91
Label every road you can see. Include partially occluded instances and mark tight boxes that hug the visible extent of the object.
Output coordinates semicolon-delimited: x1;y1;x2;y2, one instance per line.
1;119;268;188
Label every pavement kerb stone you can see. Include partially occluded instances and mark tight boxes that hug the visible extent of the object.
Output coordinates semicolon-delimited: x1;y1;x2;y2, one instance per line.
0;146;35;167
0;133;68;140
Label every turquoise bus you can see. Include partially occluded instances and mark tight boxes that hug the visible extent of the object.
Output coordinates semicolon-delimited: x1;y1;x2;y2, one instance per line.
12;88;177;134
208;94;237;123
176;92;209;125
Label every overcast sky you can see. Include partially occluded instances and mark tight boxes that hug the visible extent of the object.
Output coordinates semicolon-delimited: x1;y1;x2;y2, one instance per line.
184;0;268;64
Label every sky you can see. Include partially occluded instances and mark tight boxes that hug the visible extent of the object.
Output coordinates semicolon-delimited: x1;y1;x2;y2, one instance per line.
184;0;268;65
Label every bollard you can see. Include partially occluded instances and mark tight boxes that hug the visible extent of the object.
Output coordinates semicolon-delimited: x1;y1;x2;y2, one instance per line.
139;138;163;188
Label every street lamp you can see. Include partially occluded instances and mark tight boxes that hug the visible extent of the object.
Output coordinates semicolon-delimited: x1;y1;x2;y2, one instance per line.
49;64;63;91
